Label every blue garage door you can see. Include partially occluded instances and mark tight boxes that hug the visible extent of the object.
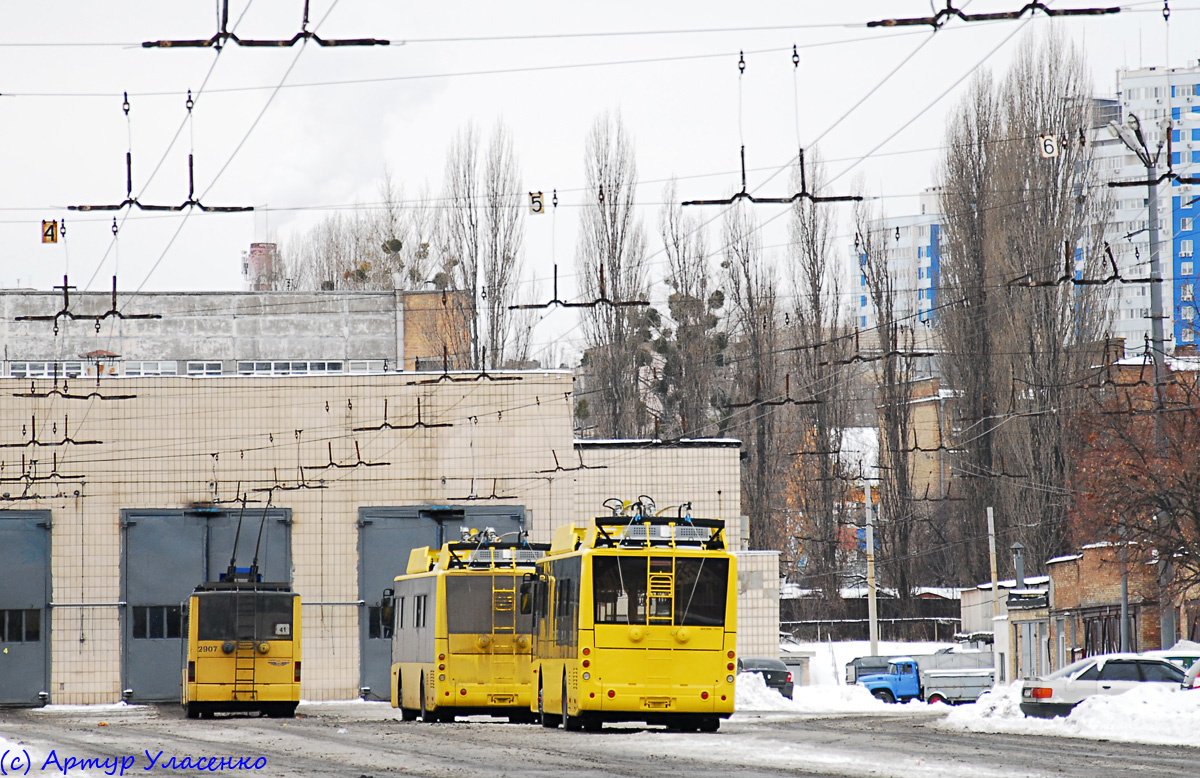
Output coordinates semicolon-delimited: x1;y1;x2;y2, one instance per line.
0;511;51;705
358;506;525;700
121;508;291;702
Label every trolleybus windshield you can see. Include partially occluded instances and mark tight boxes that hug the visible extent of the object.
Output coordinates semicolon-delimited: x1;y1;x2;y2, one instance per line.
445;575;533;634
195;592;295;641
592;556;728;627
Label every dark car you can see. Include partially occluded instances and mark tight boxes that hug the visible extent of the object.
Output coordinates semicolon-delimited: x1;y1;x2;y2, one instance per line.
738;657;794;699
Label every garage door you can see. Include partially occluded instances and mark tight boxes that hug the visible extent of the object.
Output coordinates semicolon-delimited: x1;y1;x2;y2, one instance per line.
0;510;51;705
121;508;291;702
357;506;525;699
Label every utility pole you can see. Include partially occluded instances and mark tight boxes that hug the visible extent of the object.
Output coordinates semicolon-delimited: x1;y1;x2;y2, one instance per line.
987;507;1003;684
866;482;878;657
1107;113;1168;415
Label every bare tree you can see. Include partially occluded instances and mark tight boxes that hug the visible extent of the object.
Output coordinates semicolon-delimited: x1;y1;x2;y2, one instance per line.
785;153;855;602
651;180;726;438
856;196;921;605
441;121;528;369
722;201;783;551
576;111;651;438
938;30;1114;579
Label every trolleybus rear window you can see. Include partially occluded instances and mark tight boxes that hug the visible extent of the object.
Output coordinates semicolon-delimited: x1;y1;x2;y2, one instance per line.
445;575;533;634
593;556;728;627
196;592;295;641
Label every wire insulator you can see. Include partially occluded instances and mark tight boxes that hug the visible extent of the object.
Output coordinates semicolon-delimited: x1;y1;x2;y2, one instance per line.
122;91;130;115
792;45;799;68
552;189;558;208
738;51;745;74
186;90;194;112
111;218;118;236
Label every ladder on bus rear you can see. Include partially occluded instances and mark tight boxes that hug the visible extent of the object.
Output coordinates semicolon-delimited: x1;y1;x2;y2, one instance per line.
232;593;258;700
648;558;674;624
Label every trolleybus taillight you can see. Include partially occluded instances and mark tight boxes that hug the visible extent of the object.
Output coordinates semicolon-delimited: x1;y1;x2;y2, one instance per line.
188;661;195;682
294;661;301;683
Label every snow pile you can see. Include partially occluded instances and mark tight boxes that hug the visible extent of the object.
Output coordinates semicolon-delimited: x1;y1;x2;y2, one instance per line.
941;682;1200;747
735;669;914;714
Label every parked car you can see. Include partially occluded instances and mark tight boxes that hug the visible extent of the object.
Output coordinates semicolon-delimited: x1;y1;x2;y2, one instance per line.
738;657;794;699
1184;661;1200;691
1020;653;1185;718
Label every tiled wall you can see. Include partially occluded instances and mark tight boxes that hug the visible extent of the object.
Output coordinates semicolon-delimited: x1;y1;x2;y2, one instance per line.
735;551;781;659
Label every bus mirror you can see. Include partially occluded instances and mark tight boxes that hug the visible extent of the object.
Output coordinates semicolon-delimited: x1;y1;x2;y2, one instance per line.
519;581;533;614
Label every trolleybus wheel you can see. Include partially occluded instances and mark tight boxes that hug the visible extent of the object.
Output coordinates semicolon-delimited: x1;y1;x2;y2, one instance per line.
698;716;719;733
398;675;419;721
562;679;582;731
538;681;559;728
267;703;297;718
582;718;602;732
185;704;199;720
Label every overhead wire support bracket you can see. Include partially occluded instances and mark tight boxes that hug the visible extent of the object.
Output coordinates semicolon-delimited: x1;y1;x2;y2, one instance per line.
682;146;860;207
867;1;1119;30
16;276;161;334
69;150;253;213
511;263;649;310
1007;242;1161;288
142;0;390;48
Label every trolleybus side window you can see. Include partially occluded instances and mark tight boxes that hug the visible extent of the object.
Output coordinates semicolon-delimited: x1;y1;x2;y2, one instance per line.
395;596;405;632
550;558;581;649
593;556;648;625
674;558;729;627
414;595;427;628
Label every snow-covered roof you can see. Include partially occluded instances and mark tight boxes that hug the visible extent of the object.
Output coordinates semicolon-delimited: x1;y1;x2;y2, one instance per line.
974;575;1049;591
1046;554;1083;565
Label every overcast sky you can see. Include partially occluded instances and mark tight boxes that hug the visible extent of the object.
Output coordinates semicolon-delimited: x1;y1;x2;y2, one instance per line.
0;2;1194;364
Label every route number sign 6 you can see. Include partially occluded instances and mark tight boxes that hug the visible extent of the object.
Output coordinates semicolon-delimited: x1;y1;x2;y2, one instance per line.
1039;135;1060;159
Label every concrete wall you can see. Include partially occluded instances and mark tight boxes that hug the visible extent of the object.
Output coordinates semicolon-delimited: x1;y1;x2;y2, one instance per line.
0;289;469;371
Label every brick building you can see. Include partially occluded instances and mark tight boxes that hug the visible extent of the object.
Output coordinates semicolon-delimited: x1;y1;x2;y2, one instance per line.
1047;543;1163;665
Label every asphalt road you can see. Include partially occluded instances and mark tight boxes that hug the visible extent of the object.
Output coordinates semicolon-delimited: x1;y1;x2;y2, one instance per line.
0;702;1194;778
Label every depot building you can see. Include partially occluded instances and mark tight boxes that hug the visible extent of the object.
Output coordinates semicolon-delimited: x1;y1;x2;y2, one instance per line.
0;288;778;706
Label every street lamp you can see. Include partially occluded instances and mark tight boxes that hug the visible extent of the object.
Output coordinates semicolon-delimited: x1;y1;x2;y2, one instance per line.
1107;112;1171;411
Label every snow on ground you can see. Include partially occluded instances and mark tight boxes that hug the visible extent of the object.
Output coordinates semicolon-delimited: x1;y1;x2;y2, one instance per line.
939;681;1200;747
736;670;925;714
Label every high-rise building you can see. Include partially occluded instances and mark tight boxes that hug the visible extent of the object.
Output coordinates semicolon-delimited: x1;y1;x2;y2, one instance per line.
852;64;1200;354
852;187;943;333
1098;64;1200;350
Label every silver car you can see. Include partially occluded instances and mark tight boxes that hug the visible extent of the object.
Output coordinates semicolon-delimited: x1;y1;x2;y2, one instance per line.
1020;653;1185;718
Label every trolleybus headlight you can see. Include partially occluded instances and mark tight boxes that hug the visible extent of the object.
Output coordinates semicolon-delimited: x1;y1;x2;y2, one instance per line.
726;675;734;683
439;674;446;681
582;672;591;681
222;641;235;654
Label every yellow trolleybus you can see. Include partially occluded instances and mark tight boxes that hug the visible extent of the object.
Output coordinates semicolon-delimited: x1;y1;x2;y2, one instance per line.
386;530;549;723
523;499;738;732
181;576;301;719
